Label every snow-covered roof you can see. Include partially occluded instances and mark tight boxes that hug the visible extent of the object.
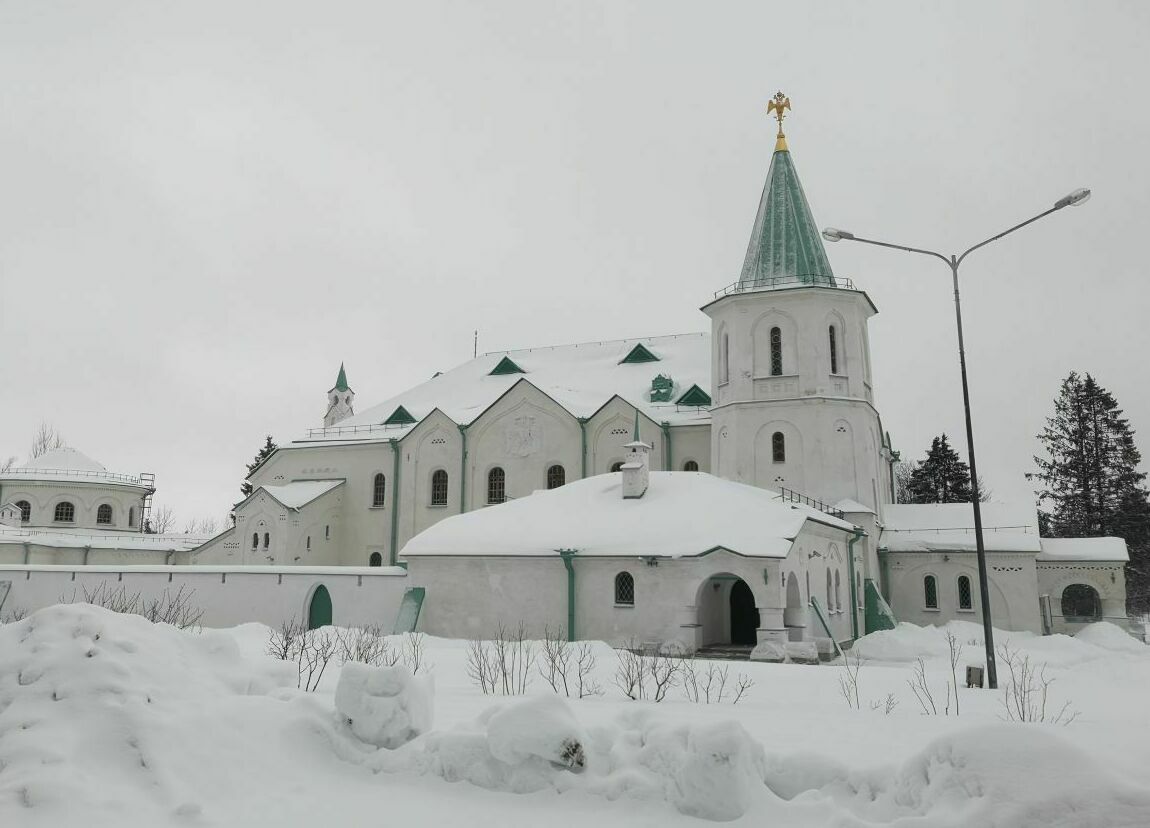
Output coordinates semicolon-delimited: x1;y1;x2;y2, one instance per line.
296;333;711;444
0;447;151;488
401;471;854;560
0;525;206;552
880;503;1041;553
257;480;344;510
1037;537;1129;563
835;498;875;515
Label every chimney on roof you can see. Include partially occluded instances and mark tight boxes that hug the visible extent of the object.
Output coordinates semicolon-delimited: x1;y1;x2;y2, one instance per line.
621;410;651;499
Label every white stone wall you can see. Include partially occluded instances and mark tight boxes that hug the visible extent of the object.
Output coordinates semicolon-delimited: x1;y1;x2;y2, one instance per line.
1036;560;1127;634
0;540;195;567
883;550;1043;633
0;564;408;629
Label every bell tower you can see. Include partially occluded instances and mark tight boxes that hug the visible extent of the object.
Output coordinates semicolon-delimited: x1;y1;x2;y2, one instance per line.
324;363;355;427
702;93;892;512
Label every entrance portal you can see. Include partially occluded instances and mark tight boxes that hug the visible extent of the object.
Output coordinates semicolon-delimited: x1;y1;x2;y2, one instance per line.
729;580;760;645
307;584;332;629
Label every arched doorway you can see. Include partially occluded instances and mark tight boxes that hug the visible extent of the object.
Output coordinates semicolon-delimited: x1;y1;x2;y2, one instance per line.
1061;583;1101;622
307;584;332;629
784;572;806;641
729;580;760;645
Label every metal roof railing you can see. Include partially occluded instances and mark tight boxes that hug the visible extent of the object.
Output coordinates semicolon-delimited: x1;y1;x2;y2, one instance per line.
305;422;412;439
713;274;856;299
776;486;845;520
0;467;152;487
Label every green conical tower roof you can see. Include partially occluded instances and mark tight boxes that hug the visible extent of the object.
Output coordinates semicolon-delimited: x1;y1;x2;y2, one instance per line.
330;362;351;393
738;93;836;289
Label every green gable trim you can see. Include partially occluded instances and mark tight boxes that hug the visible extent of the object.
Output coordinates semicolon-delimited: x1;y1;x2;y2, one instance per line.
619;343;660;364
676;384;711;407
489;356;526;375
383;405;417;426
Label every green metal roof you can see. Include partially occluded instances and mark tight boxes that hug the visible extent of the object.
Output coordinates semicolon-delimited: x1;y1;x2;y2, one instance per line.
383;405;417;426
330;362;351;393
619;343;660;364
489;356;526;376
738;148;836;288
676;384;712;407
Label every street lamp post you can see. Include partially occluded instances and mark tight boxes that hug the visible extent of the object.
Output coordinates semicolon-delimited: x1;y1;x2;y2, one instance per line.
822;187;1091;690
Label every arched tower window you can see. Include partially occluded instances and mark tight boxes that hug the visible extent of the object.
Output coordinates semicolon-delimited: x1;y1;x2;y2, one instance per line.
769;326;783;376
430;469;449;506
372;473;386;507
546;465;565;489
54;501;75;523
15;500;30;523
924;575;939;609
614;571;635;605
263;532;270;549
487;467;506;504
96;504;113;525
720;332;730;384
957;575;973;610
369;552;383;567
683;460;699;472
772;432;786;463
828;325;838;374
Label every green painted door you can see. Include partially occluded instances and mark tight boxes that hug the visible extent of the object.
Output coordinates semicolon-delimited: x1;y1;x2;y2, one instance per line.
307;585;332;629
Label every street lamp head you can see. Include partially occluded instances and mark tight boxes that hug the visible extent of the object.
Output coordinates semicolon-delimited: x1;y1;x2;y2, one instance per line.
822;227;854;242
1054;188;1091;209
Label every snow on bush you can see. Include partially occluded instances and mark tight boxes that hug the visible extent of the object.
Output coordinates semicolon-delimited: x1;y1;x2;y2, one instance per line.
334;662;433;748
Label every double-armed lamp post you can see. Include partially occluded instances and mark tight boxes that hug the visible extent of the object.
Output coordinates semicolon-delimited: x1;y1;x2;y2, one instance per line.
822;187;1091;690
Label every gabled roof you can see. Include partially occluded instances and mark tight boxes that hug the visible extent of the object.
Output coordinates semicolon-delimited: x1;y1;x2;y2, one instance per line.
675;384;711;407
244;480;345;512
619;343;660;364
738;144;836;288
402;472;853;559
300;332;711;444
383;405;417;426
489;356;526;376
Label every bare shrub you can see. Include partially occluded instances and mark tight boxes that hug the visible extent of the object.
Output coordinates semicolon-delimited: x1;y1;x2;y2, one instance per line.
614;642;681;703
732;673;754;704
401;632;429;674
297;628;338;692
907;657;941;715
870;693;899;715
998;642;1078;725
613;643;649;700
575;642;603;698
539;626;574;696
334;624;396;666
649;651;681;702
945;630;964;716
681;656;754;704
838;649;863;709
1;606;28;624
64;582;203;631
466;625;533;695
267;618;305;660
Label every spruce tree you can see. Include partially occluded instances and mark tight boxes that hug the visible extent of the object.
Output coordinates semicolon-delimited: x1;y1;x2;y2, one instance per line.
1031;372;1150;611
905;434;975;504
240;435;278;497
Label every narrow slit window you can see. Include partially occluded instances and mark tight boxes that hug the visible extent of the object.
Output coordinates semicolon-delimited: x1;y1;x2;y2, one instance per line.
431;469;449;505
252;533;259;550
372;473;386;507
958;575;972;610
829;325;838;374
924;575;938;609
770;326;783;376
772;432;785;463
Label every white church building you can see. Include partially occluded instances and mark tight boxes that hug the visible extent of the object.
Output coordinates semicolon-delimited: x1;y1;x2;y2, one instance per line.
192;100;1131;647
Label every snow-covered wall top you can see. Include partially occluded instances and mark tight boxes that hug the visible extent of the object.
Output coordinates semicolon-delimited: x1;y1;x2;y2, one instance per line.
298;332;711;445
1037;537;1129;563
0;526;206;551
401;471;853;559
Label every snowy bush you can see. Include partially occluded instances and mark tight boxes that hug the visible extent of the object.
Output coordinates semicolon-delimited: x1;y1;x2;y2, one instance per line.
334;662;433;748
61;581;204;630
466;623;534;695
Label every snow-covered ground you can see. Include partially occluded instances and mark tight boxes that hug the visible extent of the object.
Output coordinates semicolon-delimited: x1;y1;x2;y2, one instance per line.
2;606;1149;827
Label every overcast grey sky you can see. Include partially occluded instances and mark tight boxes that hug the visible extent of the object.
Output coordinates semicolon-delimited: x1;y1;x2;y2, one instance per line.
2;0;1147;526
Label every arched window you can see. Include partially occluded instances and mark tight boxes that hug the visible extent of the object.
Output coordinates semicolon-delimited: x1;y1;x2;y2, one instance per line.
683;460;699;472
957;575;973;610
610;461;624;473
369;552;383;567
263;532;270;549
306;536;311;551
96;504;113;525
1061;584;1101;621
769;326;783;376
430;469;449;505
772;432;785;463
835;570;841;612
128;506;136;527
614;571;635;605
924;575;939;609
546;465;565;489
828;325;838;374
487;467;506;504
372;473;386;507
826;569;833;610
251;532;259;550
15;500;30;523
720;332;730;384
54;501;74;522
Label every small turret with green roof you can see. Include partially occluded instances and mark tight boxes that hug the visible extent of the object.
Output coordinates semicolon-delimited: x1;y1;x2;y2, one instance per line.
738;91;837;290
330;362;352;394
324;363;355;427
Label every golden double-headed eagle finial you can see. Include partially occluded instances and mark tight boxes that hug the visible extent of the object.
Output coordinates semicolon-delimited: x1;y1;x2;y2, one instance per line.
768;90;791;151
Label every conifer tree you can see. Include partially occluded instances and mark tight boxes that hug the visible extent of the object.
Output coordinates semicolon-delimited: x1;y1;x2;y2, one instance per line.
240;435;278;497
904;434;980;504
1031;372;1150;610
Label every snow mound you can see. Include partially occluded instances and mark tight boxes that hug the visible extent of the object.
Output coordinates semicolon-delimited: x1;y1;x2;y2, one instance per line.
1074;621;1148;654
334;662;433;748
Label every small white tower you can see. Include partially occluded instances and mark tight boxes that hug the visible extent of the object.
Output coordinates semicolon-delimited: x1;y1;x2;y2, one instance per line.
621;410;651;499
324;363;355;427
